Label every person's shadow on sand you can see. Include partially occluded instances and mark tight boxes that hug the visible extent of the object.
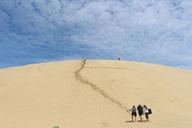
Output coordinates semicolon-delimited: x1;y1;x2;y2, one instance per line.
125;120;150;123
125;120;134;123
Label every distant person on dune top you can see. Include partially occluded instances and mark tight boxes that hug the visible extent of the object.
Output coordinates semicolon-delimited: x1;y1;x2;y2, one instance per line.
137;104;143;121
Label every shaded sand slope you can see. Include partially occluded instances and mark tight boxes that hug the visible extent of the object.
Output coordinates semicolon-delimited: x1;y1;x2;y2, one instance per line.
0;60;192;128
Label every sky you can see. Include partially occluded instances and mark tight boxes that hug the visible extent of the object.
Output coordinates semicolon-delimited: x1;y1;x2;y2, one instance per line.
0;0;192;69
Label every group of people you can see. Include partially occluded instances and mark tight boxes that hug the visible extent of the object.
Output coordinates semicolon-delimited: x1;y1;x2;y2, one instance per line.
128;104;152;122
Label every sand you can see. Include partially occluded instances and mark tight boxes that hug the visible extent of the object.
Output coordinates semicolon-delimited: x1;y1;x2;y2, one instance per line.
0;60;192;128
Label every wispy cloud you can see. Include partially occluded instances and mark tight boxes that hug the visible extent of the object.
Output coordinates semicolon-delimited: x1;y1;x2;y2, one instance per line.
0;0;192;69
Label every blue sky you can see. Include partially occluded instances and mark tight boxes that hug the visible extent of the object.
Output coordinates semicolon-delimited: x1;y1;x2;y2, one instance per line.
0;0;192;69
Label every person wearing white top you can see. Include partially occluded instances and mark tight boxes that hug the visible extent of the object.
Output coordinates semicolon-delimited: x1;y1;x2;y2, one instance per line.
143;105;149;121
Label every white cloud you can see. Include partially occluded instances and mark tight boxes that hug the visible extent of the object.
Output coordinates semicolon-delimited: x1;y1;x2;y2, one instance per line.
0;0;192;69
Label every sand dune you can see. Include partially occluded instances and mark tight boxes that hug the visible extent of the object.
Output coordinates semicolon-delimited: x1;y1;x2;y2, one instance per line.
0;60;192;128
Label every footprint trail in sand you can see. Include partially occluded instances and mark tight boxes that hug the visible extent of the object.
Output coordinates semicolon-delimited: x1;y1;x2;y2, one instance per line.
74;60;128;111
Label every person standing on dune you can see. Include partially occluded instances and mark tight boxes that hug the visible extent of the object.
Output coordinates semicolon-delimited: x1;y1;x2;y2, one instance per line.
128;105;137;122
143;105;149;121
137;104;143;121
143;105;152;121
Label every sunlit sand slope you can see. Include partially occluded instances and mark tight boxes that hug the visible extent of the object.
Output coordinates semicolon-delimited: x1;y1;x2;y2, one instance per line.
0;60;192;128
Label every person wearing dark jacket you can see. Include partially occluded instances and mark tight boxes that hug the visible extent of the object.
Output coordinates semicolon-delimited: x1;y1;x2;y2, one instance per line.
137;104;143;121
